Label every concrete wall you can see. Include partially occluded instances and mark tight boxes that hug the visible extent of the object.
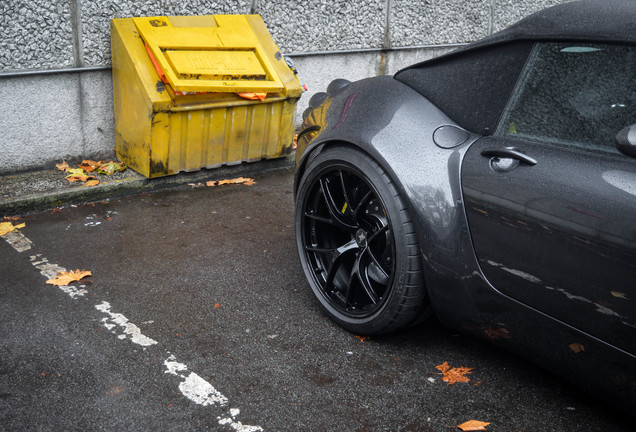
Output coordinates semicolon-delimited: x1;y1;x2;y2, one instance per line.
0;0;568;174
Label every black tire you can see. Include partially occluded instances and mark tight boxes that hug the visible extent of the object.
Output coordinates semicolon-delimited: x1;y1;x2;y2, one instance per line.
295;146;428;335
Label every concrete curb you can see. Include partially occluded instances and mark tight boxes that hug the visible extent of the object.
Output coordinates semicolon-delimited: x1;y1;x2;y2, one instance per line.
0;155;295;217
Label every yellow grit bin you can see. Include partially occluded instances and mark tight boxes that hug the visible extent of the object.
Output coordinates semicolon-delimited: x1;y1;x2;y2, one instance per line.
111;15;302;178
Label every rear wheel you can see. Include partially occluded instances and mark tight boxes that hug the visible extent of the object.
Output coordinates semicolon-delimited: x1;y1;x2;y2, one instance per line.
295;146;428;334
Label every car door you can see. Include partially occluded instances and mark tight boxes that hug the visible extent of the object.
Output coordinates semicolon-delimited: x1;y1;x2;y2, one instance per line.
461;42;636;355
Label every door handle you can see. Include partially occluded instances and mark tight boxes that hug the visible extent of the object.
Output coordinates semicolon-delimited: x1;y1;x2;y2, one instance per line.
481;148;537;166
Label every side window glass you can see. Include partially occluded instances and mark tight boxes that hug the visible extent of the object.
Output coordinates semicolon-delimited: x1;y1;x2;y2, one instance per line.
496;42;636;155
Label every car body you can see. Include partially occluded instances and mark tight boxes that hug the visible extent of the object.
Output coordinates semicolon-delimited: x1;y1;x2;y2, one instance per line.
293;0;636;414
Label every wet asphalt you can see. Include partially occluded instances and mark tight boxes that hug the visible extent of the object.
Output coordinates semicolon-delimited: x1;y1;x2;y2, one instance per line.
0;168;632;431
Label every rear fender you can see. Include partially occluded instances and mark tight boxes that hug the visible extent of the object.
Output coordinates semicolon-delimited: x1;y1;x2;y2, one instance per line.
295;76;484;327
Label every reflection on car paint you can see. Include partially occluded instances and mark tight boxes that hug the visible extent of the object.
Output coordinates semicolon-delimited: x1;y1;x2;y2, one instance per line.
603;170;636;197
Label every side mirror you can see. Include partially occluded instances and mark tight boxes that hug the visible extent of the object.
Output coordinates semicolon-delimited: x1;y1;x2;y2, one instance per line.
616;124;636;158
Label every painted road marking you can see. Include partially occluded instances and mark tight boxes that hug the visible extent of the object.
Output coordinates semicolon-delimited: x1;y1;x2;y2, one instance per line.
95;301;159;346
3;230;32;252
30;254;88;299
3;229;263;431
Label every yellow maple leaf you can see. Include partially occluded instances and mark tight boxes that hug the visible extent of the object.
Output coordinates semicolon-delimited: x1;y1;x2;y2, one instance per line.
0;222;26;236
435;361;473;384
458;420;490;431
46;270;92;286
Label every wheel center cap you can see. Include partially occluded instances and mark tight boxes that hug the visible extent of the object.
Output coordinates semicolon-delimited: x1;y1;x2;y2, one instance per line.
355;229;367;248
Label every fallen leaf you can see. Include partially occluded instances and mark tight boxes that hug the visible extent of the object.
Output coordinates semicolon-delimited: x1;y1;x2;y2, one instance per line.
355;335;370;343
458;420;490;431
56;160;71;172
105;386;125;396
611;291;628;300
0;222;25;236
66;173;96;182
84;179;100;187
482;327;510;340
230;177;255;185
214;303;222;309
569;342;585;353
46;270;92;286
216;177;256;186
97;161;126;175
206;181;217;187
79;160;101;173
435;361;473;384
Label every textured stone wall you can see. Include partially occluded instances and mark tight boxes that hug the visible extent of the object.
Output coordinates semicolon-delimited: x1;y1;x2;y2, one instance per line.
0;0;570;174
1;0;570;72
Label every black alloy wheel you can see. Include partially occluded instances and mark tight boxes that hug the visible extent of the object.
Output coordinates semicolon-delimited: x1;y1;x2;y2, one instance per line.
295;146;427;334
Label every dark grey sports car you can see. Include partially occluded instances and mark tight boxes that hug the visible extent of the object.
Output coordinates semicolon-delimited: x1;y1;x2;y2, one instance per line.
294;0;636;413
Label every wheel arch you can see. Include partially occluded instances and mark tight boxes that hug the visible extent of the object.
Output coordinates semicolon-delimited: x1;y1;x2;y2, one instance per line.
294;76;486;328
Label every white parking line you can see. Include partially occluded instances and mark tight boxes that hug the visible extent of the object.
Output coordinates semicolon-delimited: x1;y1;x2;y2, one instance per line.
3;230;32;252
95;301;159;347
3;229;264;431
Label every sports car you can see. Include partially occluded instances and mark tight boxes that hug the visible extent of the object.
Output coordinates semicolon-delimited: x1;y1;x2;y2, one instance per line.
293;0;636;413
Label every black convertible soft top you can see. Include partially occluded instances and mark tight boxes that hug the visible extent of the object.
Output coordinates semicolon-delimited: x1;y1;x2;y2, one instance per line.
468;0;636;50
400;0;636;72
394;0;636;135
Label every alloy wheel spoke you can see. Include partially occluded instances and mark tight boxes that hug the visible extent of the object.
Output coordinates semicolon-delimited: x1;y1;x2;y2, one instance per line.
325;238;359;288
367;224;389;244
349;251;380;305
364;246;390;281
305;245;336;253
304;211;338;226
338;170;356;218
352;190;373;219
319;178;358;230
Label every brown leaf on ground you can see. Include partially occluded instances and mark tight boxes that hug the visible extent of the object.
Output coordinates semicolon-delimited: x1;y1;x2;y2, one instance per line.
66;173;96;183
569;342;585;353
435;361;473;384
482;327;511;340
84;179;100;187
355;335;370;343
214;303;222;309
79;160;101;173
56;160;71;172
216;177;256;186
46;270;92;286
0;222;26;236
458;420;490;431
